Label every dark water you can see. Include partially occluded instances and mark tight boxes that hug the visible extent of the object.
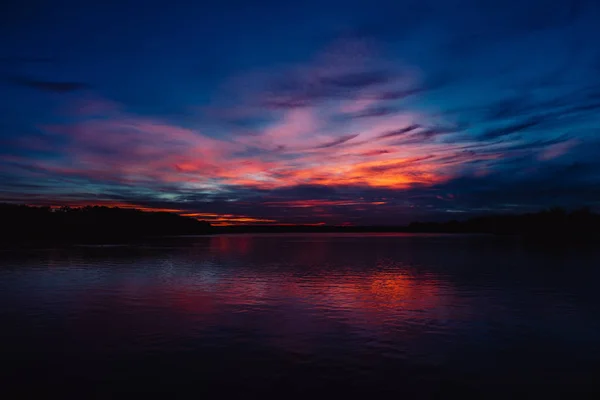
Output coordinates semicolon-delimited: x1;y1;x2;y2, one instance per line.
1;234;600;398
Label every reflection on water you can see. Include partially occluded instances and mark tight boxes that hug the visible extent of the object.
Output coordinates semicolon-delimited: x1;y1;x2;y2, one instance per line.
1;234;600;398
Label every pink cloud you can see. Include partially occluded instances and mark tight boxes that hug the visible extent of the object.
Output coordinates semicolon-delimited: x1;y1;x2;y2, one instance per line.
538;139;578;161
339;97;378;114
9;39;486;200
27;95;475;194
256;108;320;149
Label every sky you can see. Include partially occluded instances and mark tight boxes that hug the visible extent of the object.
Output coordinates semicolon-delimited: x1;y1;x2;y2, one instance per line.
1;0;600;225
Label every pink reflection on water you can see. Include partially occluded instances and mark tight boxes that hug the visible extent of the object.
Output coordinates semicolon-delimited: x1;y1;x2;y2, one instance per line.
68;235;464;353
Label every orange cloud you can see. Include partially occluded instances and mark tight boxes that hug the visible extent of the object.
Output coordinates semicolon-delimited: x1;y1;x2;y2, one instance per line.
264;199;387;208
181;213;277;226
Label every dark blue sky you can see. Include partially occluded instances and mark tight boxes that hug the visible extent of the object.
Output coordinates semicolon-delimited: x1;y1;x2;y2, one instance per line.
1;0;600;225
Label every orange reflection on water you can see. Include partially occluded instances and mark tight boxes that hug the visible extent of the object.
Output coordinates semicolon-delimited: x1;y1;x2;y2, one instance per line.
160;271;452;328
209;235;252;255
71;236;459;346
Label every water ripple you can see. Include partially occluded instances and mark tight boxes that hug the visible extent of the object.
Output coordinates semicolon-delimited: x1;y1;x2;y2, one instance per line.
2;234;600;396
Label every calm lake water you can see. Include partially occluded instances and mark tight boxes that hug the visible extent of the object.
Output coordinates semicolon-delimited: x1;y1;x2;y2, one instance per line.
1;234;600;398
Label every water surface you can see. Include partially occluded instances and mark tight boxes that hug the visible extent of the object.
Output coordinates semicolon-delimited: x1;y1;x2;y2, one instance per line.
1;234;599;398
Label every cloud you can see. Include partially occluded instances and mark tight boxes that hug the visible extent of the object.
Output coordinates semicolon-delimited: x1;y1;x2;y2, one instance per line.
483;134;572;153
2;90;459;209
376;124;421;139
4;17;600;225
359;149;392;157
321;71;391;89
9;76;89;93
538;139;579;160
372;88;424;101
359;156;436;173
212;37;421;116
316;134;360;148
350;106;397;119
479;117;543;140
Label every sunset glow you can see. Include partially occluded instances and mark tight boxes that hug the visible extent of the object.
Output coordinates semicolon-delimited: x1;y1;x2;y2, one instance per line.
2;0;599;224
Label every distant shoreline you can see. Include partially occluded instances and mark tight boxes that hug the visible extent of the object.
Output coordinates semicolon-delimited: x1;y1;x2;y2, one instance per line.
2;203;598;247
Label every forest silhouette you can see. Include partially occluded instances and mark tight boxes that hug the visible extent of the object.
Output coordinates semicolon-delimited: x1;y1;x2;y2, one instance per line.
0;204;212;243
1;204;598;244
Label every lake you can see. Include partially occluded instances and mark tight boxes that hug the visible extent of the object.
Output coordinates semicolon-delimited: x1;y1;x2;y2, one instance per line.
1;233;600;398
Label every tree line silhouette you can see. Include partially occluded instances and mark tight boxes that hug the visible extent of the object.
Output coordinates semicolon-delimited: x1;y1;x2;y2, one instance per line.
407;207;600;241
0;204;212;243
217;207;600;242
1;204;598;244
